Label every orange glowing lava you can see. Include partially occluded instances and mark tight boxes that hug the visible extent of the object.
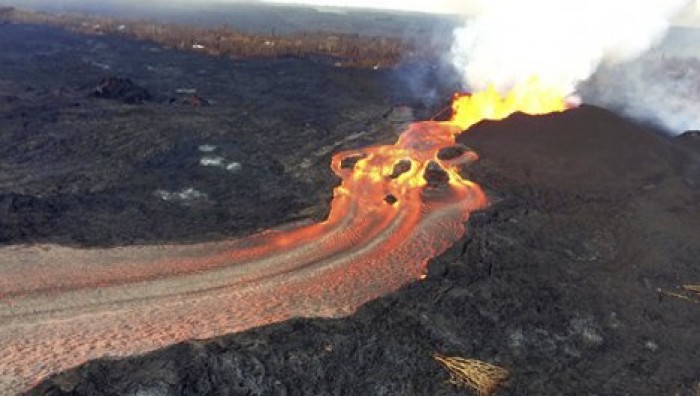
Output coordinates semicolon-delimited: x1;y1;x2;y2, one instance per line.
0;82;568;394
333;79;568;204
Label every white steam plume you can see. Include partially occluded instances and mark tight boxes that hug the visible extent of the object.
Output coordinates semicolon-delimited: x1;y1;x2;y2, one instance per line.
451;0;693;95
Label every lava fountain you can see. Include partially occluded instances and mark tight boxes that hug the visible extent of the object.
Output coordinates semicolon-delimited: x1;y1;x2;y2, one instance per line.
0;80;567;394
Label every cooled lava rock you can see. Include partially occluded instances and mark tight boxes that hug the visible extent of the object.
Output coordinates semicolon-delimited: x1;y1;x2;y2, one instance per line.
436;144;468;161
91;77;152;104
339;154;367;170
384;194;398;205
423;160;450;188
0;23;408;248
458;105;682;192
389;159;412;179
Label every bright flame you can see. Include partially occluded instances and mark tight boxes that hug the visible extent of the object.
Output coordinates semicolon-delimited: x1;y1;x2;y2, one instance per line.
449;79;568;131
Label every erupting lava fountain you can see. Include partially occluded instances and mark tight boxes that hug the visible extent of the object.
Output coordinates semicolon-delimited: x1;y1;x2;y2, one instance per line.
0;80;568;394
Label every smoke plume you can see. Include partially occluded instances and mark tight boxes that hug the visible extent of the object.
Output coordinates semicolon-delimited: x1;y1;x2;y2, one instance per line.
579;47;700;134
451;0;693;97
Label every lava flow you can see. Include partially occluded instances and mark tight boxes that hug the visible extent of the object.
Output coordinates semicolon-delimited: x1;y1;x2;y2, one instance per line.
0;80;567;394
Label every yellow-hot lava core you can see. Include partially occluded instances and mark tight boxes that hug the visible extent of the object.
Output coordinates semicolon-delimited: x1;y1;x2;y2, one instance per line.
449;80;569;130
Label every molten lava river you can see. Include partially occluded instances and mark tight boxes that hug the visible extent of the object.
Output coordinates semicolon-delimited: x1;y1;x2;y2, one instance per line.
0;83;567;393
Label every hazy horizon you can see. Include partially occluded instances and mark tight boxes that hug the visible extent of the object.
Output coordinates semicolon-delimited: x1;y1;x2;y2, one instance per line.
4;0;700;27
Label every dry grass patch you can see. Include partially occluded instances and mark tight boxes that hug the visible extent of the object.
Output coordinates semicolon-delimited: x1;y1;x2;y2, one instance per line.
658;284;700;304
683;285;700;295
434;353;509;395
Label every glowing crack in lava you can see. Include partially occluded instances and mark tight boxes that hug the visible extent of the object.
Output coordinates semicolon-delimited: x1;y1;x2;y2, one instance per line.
0;80;567;394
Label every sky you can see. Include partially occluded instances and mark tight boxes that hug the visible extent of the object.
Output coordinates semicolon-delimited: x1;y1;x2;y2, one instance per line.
261;0;700;27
